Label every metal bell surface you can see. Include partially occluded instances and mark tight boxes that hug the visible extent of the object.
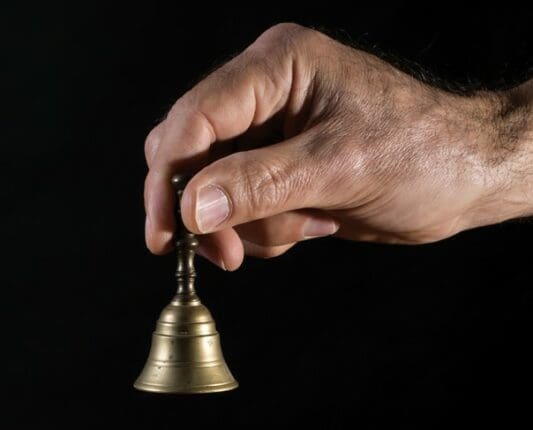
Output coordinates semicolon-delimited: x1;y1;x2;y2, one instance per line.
134;174;238;394
134;300;238;393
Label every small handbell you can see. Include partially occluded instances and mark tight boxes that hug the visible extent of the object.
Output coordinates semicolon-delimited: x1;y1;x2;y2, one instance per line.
134;174;238;394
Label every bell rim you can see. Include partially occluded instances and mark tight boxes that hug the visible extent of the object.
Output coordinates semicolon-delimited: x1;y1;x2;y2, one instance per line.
133;380;238;394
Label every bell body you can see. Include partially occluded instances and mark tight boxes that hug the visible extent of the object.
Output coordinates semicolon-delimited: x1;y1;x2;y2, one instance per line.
134;299;238;393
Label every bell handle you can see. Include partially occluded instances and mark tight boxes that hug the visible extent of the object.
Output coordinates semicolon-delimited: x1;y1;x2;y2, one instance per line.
171;174;199;304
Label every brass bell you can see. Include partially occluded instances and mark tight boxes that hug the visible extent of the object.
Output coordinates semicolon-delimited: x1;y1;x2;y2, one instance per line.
134;174;238;394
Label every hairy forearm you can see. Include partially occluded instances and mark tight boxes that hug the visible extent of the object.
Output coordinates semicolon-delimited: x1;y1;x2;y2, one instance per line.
494;80;533;157
470;79;533;227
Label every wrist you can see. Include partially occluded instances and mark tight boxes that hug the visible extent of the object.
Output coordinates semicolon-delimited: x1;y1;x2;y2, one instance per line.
468;80;533;228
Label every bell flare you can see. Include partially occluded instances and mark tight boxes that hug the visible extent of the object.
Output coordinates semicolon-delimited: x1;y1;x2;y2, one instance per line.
134;300;238;394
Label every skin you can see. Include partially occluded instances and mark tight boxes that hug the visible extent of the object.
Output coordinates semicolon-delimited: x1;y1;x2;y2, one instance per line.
144;23;533;271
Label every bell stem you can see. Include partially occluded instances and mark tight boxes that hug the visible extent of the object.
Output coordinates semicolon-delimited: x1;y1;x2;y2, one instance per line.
172;174;200;304
174;233;199;303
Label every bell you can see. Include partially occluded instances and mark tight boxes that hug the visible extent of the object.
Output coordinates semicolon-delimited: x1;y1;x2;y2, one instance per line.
134;174;238;394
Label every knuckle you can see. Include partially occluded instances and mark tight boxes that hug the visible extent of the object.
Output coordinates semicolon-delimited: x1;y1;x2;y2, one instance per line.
144;127;162;164
259;23;312;44
185;109;217;144
251;23;319;55
237;154;292;217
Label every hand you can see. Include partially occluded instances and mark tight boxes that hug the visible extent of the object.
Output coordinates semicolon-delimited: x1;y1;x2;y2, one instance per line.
144;23;533;270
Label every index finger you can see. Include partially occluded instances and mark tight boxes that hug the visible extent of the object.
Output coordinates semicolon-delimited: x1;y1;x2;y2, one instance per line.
144;23;314;254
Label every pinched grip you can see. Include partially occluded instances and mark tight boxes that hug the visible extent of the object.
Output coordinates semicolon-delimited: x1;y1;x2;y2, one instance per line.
171;174;200;304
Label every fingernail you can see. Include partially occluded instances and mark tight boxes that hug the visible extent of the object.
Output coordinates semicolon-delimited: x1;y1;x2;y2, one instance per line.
196;185;231;233
303;219;339;239
219;259;227;271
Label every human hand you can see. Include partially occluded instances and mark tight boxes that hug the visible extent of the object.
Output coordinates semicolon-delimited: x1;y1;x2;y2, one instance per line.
144;23;533;270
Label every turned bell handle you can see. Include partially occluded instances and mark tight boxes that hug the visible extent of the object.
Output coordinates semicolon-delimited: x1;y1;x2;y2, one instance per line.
170;174;199;303
171;173;189;196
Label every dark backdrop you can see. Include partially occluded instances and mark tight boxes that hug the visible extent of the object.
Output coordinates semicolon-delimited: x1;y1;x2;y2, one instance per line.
5;2;533;427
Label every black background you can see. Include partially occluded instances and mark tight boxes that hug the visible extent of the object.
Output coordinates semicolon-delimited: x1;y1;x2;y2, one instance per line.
5;2;533;427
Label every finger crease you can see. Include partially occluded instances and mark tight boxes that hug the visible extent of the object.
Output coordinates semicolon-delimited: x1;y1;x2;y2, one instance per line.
195;109;218;144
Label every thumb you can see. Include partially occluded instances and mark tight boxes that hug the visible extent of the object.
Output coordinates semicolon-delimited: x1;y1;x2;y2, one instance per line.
181;137;319;234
